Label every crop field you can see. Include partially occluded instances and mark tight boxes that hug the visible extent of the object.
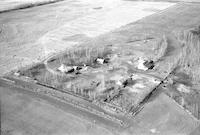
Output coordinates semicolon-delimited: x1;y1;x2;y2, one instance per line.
1;0;200;135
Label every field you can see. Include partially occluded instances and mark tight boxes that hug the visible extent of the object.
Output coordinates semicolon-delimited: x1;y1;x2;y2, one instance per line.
0;0;66;13
1;0;200;135
0;82;114;135
0;0;175;76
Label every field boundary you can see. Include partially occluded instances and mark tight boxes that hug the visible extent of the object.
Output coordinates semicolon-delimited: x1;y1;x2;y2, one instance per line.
0;0;65;13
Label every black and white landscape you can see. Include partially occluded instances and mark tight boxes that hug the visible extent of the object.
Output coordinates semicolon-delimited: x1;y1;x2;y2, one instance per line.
0;0;200;135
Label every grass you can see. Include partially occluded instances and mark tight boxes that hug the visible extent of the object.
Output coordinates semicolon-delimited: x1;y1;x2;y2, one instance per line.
162;26;200;119
175;26;200;84
57;46;112;67
21;46;113;100
165;86;200;119
18;46;112;98
19;63;46;77
152;35;168;62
